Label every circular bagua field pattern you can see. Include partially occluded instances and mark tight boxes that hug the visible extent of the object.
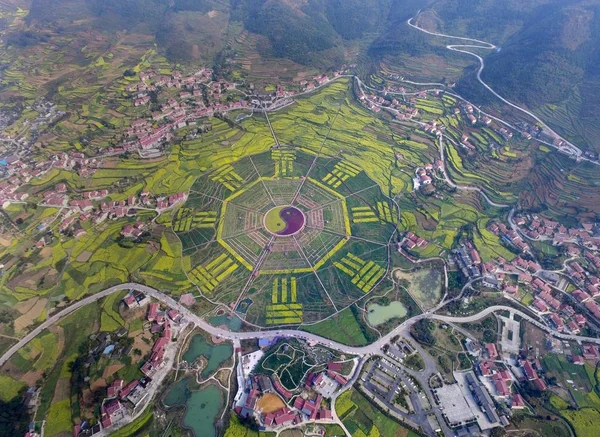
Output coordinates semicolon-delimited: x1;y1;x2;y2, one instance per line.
177;149;399;327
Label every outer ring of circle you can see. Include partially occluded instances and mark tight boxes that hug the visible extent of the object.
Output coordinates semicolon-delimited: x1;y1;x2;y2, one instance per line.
262;205;307;238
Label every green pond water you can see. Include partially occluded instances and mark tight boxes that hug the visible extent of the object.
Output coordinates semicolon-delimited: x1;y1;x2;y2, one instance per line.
367;301;408;326
182;334;232;378
164;379;223;437
209;314;242;331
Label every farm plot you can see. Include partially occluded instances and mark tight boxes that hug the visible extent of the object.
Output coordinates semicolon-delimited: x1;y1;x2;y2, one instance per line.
336;389;418;437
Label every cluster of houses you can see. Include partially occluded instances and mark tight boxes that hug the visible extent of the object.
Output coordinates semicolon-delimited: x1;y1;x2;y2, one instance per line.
453;242;483;279
137;301;183;376
78;295;187;435
358;89;421;119
33;179;188;248
476;251;599;332
0;153;58;206
118;68;351;157
467;340;543;412
72;291;181;436
399;231;429;252
413;161;444;192
487;221;531;253
236;360;348;430
513;213;600;249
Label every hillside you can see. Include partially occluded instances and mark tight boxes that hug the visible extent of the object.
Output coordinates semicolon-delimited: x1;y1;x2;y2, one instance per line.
17;0;600;150
23;0;395;67
412;0;600;152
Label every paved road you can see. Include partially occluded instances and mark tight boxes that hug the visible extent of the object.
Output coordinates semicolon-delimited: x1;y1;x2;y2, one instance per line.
406;13;583;159
3;283;600;369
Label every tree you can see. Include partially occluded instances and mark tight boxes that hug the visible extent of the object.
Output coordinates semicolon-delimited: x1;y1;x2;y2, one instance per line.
483;329;497;343
0;392;29;437
411;319;436;346
490;426;506;437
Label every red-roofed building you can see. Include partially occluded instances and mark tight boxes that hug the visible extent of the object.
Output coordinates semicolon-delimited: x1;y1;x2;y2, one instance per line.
548;313;564;331
327;371;347;386
119;380;139;399
532;299;548;312
521;360;538;380
104;400;122;416
485;343;499;359
123;294;136;308
478;360;494;377
327;361;343;373
571;355;585;365
107;379;124;398
574;314;587;326
573;289;592;303
318;409;333;420
293;397;305;410
167;309;182;323
583;344;600;360
584;300;600;320
565;319;579;334
101;416;112;429
532;378;547;391
147;303;159;321
493;374;510;398
152;337;169;354
274;412;296;426
511;394;525;409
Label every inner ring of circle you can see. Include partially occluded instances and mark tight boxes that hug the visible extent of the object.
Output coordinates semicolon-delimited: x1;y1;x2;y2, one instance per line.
263;205;306;237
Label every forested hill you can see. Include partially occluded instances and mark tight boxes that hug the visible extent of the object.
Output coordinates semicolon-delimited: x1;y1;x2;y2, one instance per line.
422;0;600;150
22;0;600;150
25;0;402;66
230;0;393;65
482;3;600;111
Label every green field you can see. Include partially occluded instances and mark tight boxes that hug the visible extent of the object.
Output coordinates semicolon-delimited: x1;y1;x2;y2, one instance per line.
304;307;370;346
336;388;421;437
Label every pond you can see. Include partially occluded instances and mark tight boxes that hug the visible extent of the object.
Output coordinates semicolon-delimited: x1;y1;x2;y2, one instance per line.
367;301;408;326
164;379;223;437
209;314;242;331
183;334;232;378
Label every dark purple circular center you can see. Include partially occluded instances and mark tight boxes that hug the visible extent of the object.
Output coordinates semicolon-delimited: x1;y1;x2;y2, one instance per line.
277;207;305;236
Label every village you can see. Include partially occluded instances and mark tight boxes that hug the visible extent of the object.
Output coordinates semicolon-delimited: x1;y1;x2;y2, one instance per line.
72;290;187;437
232;338;355;432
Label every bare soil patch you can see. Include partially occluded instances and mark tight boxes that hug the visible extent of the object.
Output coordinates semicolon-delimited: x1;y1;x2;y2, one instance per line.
76;250;93;263
0;234;12;246
9;266;51;289
102;364;124;379
14;298;48;332
256;393;286;413
90;377;107;392
522;321;551;355
131;333;152;363
21;370;43;386
39;247;53;258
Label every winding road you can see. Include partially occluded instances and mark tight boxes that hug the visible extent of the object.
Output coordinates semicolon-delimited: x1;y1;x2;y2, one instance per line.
3;283;600;369
407;13;583;158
